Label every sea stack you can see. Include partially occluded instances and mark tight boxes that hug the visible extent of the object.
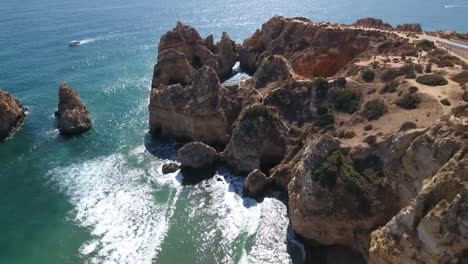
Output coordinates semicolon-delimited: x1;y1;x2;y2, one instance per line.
56;83;92;135
0;90;26;142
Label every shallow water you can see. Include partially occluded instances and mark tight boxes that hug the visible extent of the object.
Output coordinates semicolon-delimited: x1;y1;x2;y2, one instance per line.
1;0;467;263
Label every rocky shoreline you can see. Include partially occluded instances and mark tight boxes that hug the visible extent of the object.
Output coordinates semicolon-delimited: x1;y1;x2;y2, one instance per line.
151;17;468;263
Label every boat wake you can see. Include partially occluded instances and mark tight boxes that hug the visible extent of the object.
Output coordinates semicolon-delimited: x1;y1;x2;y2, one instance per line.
444;5;468;8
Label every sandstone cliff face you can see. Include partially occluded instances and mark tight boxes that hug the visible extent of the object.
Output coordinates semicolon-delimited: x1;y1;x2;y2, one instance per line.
56;83;92;135
222;104;286;174
149;66;229;145
0;90;26;141
240;16;370;79
369;117;468;264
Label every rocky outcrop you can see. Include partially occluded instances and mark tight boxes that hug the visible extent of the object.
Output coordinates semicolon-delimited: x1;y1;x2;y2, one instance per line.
151;22;237;88
178;141;218;169
244;169;269;197
241;16;370;79
353;18;393;31
162;163;179;174
149;66;229;145
396;23;423;33
253;55;294;88
0;91;26;142
56;83;92;135
222;104;286;174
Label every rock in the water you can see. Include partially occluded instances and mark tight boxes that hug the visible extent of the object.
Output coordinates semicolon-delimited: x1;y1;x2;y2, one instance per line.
223;104;286;174
0;90;26;142
162;163;180;174
178;141;218;169
56;83;92;135
396;23;423;33
244;169;269;197
149;66;229;145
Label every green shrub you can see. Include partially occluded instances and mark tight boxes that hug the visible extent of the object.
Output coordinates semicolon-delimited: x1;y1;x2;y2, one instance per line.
317;106;329;116
334;89;361;114
381;68;400;82
416;39;435;51
313;77;330;98
416;74;448;86
452;71;468;84
361;99;387;120
335;77;347;88
318;113;335;127
380;80;399;94
414;64;424;74
396;93;422;109
362;70;376;82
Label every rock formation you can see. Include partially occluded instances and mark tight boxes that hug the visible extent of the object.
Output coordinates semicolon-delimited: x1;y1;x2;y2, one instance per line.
149;66;230;145
150;16;468;263
56;83;92;135
0;90;26;142
152;22;237;88
241;17;370;79
162;163;179;174
396;23;423;33
178;141;218;169
353;18;393;31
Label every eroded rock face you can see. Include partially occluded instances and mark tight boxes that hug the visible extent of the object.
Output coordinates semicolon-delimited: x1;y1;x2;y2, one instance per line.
222;104;286;174
396;23;423;33
244;169;269;197
178;141;218;169
0;91;26;141
151;22;237;88
242;16;370;79
353;18;393;31
369;143;467;263
149;66;229;145
56;83;92;135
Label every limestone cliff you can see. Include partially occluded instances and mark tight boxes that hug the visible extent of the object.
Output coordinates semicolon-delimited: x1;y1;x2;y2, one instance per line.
0;90;26;141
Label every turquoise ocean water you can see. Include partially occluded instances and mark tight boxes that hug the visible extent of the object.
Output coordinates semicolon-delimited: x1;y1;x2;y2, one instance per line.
0;0;467;263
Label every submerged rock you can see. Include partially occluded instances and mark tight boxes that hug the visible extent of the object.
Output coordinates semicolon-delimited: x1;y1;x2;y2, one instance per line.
162;163;180;174
178;141;218;169
56;83;92;135
0;90;26;142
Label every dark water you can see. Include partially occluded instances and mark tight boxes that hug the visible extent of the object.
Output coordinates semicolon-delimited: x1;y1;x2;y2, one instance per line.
0;0;467;263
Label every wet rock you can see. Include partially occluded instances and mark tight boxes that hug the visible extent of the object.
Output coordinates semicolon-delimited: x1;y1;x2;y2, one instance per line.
56;83;92;135
0;90;26;142
178;141;218;169
162;163;179;174
244;169;268;197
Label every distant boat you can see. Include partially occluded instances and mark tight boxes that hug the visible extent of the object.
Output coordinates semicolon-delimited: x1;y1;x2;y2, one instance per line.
68;40;81;47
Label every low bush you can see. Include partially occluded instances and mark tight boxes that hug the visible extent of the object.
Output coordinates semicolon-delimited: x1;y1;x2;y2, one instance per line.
335;77;347;88
362;70;376;82
313;77;330;98
414;64;424;74
425;63;432;73
416;39;435;51
318;113;335;128
396;92;422;109
334;89;361;114
361;99;387;120
317;106;329;116
452;71;468;84
416;74;448;86
380;80;399;94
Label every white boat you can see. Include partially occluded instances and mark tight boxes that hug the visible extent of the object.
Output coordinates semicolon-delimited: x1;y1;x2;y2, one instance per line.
69;40;81;47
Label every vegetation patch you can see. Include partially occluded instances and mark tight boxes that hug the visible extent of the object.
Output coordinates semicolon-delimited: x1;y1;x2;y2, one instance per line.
396;92;422;110
416;74;448;86
428;48;467;68
380;80;399;94
334;89;361;114
452;71;468;84
416;39;435;51
361;99;387;120
313;77;330;98
362;70;376;82
317;113;335;127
